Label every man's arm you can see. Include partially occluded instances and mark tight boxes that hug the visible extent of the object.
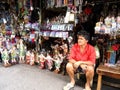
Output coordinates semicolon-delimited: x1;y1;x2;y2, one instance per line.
69;59;77;64
78;61;94;66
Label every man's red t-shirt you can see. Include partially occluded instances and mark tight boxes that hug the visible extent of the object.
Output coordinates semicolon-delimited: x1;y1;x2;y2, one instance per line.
69;43;96;64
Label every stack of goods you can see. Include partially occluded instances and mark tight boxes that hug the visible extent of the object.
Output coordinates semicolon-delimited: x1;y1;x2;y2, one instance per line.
95;15;120;36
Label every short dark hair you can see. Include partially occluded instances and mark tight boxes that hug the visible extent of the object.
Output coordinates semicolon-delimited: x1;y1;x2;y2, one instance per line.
77;30;90;41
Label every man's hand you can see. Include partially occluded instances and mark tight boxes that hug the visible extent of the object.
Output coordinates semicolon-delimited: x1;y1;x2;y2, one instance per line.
74;61;88;71
73;61;81;69
80;64;88;71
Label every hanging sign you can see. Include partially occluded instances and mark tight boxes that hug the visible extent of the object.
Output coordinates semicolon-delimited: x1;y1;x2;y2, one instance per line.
51;24;73;31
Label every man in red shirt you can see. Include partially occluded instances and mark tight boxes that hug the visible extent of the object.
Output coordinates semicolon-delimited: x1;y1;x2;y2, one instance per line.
63;30;96;90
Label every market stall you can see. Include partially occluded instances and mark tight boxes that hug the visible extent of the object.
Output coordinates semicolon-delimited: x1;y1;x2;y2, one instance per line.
94;6;120;89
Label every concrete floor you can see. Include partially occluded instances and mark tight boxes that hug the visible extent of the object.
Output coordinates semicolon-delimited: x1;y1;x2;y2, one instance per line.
0;64;82;90
0;63;119;90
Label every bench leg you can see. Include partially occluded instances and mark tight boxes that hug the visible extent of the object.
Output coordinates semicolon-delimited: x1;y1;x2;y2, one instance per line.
97;74;102;90
90;79;93;87
76;73;81;80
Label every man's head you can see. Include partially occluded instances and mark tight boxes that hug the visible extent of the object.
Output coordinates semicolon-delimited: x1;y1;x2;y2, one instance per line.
77;30;90;46
77;30;90;41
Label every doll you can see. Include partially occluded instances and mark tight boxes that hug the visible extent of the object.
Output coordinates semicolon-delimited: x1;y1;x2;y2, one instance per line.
29;50;35;66
2;48;11;67
59;41;69;75
18;39;26;63
0;51;2;63
0;40;2;63
53;52;64;73
45;52;54;70
38;51;46;69
25;50;31;64
10;45;17;64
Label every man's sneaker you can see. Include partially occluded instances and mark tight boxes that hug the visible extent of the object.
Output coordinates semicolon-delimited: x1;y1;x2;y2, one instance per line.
63;83;74;90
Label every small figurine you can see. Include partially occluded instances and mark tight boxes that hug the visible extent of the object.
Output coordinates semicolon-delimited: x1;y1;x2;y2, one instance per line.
45;52;53;70
18;39;26;63
1;48;11;67
38;50;46;69
25;50;31;64
10;45;17;64
29;50;35;66
53;52;63;73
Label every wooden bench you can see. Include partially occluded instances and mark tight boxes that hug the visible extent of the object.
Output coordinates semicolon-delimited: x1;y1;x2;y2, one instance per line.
96;64;120;90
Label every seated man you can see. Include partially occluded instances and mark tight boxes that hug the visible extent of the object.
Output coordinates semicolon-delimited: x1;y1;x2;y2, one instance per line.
63;30;96;90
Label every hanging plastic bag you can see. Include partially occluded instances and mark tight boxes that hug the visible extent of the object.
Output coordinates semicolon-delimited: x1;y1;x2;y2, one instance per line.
94;45;100;59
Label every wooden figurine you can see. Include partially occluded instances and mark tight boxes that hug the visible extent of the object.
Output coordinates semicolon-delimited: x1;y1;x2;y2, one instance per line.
45;52;53;70
38;51;46;69
18;39;26;63
29;50;35;66
2;48;11;67
25;50;31;64
10;45;17;64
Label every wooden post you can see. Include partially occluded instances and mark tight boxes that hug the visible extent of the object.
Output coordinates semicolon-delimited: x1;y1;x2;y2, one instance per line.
76;73;80;80
97;74;102;90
